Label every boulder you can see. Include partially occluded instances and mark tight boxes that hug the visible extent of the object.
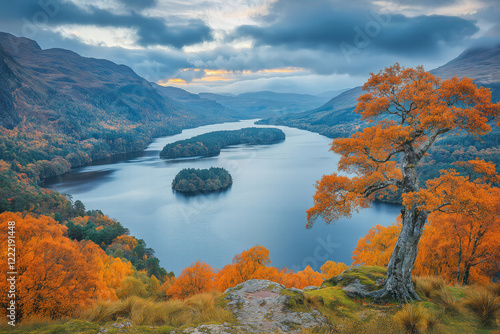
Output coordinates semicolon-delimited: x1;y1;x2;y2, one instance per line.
224;279;326;333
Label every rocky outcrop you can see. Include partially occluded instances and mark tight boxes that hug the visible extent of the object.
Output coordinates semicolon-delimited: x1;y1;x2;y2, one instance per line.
322;266;386;299
223;279;326;333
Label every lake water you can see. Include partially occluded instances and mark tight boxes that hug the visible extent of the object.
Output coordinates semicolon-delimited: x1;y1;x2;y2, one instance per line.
46;120;400;275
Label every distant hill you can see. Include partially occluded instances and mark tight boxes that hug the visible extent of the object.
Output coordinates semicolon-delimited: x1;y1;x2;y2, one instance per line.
258;87;364;138
316;88;350;99
199;91;332;118
431;44;500;83
152;84;241;123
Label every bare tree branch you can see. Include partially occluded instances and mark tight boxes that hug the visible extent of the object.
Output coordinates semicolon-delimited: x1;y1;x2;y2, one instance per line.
364;147;403;163
364;179;402;197
415;128;449;160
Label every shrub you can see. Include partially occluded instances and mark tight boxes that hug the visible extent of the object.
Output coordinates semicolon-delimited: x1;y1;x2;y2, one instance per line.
463;288;500;328
414;276;446;299
431;289;463;316
485;282;500;297
394;304;427;334
339;315;403;334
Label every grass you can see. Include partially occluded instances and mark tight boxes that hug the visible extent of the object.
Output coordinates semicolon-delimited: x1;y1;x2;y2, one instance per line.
394;303;428;334
485;282;500;297
86;291;235;327
430;288;463;316
463;288;500;328
415;276;447;299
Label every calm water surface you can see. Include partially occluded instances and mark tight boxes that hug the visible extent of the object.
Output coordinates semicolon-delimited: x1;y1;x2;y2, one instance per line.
46;120;400;274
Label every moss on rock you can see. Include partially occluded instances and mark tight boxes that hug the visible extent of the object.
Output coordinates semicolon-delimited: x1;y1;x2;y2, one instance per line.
322;266;387;292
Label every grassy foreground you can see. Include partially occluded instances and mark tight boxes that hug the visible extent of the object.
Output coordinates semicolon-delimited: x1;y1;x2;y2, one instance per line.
1;267;499;334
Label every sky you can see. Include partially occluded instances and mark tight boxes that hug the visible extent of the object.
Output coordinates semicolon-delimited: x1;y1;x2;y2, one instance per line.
0;0;499;95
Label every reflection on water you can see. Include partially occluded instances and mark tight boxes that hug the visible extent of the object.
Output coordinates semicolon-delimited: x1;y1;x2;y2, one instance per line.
46;120;401;275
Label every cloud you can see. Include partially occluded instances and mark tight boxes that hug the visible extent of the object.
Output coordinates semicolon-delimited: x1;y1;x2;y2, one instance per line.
118;0;158;11
232;0;478;56
0;0;213;48
0;0;496;95
387;0;460;7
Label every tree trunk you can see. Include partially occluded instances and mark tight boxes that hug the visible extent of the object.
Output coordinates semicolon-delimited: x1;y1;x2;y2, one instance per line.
369;143;427;303
456;248;462;284
462;264;471;285
369;207;427;302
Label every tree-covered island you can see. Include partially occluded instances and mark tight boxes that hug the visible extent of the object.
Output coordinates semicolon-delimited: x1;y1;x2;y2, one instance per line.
160;127;285;159
172;167;233;194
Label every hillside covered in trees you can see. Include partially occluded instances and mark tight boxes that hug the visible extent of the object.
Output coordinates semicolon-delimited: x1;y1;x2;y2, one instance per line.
160;127;285;159
172;167;232;194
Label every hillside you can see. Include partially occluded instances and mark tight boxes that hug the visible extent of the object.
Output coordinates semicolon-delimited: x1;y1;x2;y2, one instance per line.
432;44;500;83
199;90;334;118
259;86;364;138
153;84;241;122
0;32;240;178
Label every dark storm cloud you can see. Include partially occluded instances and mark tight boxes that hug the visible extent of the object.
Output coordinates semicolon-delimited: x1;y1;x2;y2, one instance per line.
118;0;158;11
0;0;213;48
232;0;478;56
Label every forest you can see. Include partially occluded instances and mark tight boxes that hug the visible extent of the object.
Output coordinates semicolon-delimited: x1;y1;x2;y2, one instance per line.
172;167;232;194
159;127;285;159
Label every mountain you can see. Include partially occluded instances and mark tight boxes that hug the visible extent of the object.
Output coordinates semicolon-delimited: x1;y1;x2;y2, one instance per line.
260;44;500;138
199;91;332;118
431;44;500;83
316;88;350;99
258;86;364;137
0;32;236;178
152;84;240;122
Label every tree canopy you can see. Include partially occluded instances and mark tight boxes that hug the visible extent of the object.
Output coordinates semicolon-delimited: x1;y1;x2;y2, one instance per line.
172;167;232;194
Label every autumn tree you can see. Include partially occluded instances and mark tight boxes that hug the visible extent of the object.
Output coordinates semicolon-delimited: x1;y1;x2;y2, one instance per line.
408;159;500;285
167;261;215;299
354;170;500;285
352;223;401;268
307;64;500;302
0;212;131;321
320;261;349;279
215;245;271;291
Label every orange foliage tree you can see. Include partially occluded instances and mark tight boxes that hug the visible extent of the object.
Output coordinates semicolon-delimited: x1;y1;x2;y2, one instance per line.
407;159;500;285
0;212;131;321
166;261;216;299
215;246;329;291
215;245;271;291
354;161;500;285
352;223;402;267
320;261;349;278
306;64;500;302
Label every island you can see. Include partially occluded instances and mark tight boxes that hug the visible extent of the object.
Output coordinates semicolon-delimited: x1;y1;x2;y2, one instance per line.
160;127;285;159
172;167;233;194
